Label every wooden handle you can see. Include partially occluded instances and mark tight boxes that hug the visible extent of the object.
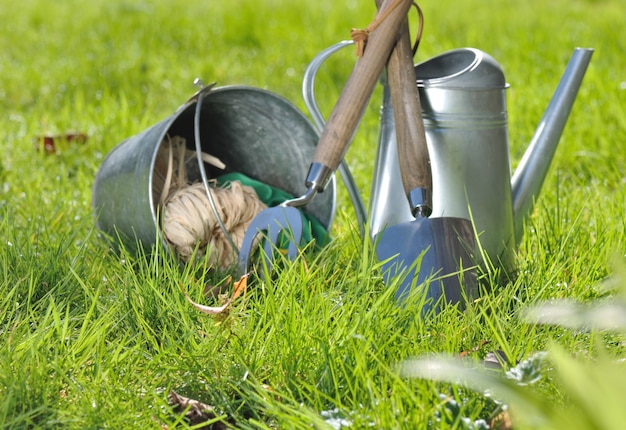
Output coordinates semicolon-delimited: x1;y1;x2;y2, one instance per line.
313;0;413;171
377;0;432;211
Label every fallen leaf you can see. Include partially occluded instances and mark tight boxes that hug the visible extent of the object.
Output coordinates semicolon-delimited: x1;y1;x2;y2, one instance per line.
458;340;490;358
169;390;229;429
481;350;509;370
231;274;247;300
458;342;509;370
33;132;87;154
490;408;514;430
182;274;248;315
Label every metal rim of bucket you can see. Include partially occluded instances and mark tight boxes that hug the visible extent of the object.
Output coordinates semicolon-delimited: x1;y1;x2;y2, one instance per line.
147;84;337;235
92;84;337;255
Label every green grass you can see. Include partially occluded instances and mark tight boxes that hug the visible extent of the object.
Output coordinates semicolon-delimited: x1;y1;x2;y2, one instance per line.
1;0;625;428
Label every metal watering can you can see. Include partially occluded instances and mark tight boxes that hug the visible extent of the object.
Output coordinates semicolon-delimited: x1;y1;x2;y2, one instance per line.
366;47;594;272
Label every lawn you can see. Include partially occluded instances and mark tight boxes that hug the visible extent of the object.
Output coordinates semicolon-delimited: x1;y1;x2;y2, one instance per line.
1;0;625;428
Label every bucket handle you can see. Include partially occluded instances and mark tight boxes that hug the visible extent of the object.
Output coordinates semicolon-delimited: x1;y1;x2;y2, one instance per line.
192;80;240;259
302;40;368;239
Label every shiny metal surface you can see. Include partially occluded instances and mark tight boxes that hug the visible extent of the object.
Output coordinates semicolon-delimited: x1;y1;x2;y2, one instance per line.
407;187;432;217
376;216;477;308
302;39;368;237
93;86;336;253
416;48;515;269
511;48;594;243
237;206;303;276
304;162;334;193
370;47;592;271
368;80;415;236
370;49;511;262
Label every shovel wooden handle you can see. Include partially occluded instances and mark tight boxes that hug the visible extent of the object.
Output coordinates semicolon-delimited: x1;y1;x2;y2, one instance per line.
377;0;432;215
312;0;413;175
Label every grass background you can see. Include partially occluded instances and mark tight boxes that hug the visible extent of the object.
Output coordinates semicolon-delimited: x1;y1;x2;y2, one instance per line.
1;0;625;428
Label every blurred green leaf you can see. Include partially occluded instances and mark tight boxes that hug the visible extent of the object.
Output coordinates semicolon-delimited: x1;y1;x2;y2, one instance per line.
522;299;626;331
400;356;557;428
549;345;626;430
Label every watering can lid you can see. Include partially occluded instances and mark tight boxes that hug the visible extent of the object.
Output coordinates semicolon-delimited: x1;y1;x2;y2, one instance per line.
415;48;507;89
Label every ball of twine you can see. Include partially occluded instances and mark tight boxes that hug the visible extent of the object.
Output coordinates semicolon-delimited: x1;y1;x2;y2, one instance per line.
154;135;267;270
162;181;266;268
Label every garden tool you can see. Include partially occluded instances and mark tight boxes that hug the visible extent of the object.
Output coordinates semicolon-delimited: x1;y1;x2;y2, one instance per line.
369;47;593;272
238;0;414;274
373;6;477;306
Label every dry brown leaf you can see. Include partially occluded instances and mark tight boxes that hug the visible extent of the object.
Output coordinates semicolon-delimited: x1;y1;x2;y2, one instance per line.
490;408;514;430
182;274;248;315
231;274;247;300
458;341;510;370
169;390;229;429
481;350;509;369
458;340;490;358
33;132;87;154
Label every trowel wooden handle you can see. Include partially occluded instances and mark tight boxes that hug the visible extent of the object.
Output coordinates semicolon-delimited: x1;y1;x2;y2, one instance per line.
312;0;413;175
379;0;433;213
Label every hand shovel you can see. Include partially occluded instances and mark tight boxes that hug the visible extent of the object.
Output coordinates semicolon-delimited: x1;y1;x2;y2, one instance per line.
239;0;415;275
374;13;477;310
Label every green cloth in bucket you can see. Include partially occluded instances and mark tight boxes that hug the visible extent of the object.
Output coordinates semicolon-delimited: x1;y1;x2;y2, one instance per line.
216;172;330;249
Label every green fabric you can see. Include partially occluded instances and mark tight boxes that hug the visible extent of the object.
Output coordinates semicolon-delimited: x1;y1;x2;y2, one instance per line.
216;172;330;248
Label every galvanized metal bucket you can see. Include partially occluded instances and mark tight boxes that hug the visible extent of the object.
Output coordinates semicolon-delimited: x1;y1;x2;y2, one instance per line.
92;85;336;253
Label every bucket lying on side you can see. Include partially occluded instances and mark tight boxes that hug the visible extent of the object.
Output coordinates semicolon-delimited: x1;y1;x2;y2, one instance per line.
92;85;336;254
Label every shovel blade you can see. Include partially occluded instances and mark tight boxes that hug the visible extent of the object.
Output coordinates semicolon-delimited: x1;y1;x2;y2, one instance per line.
375;217;477;312
238;206;304;275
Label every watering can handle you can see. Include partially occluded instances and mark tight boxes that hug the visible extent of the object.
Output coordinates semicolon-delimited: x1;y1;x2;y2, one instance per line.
302;39;368;239
380;1;432;216
306;0;413;192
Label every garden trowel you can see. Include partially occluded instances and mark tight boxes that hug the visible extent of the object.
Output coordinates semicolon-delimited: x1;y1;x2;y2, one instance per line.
374;14;477;309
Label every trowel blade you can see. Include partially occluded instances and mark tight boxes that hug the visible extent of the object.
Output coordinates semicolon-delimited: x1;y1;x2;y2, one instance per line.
375;216;477;312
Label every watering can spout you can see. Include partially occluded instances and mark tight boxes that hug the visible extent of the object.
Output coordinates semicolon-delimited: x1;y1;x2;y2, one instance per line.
511;48;594;243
